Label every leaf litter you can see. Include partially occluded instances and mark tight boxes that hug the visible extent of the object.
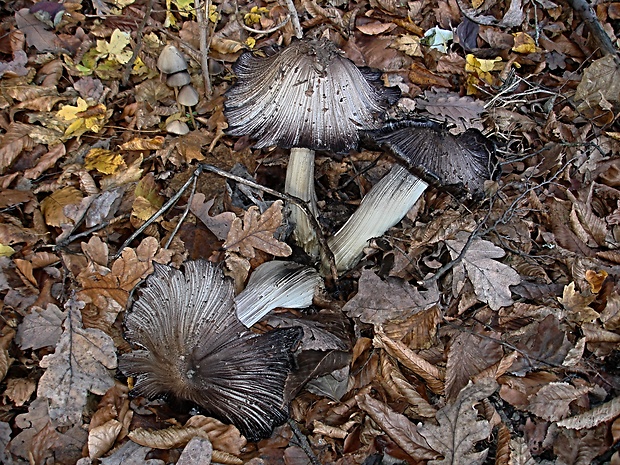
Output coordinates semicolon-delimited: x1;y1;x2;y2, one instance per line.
0;0;619;463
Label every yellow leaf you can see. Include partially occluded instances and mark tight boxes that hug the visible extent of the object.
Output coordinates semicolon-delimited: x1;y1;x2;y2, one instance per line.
0;244;15;257
84;148;125;174
57;98;88;122
465;54;502;86
40;186;84;227
512;32;538;54
96;29;132;64
57;98;109;138
245;37;256;49
209;4;220;22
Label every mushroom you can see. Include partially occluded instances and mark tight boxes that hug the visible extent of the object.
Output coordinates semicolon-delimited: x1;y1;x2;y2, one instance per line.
157;44;188;75
224;39;399;258
166;70;192;88
235;260;323;328
326;120;497;273
166;119;190;135
119;260;302;441
177;84;199;129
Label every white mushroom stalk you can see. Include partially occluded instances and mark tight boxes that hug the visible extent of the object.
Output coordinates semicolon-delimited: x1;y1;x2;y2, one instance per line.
325;120;497;275
235;260;323;328
327;164;428;273
224;39;399;259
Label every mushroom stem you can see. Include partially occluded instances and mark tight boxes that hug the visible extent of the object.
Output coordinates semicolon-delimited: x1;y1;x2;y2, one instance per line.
324;164;428;274
235;261;322;328
285;147;319;257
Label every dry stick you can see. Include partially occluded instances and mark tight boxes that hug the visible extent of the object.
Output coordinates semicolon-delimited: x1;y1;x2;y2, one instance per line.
284;0;303;38
113;166;203;259
164;172;198;249
199;163;339;281
565;0;620;64
194;0;212;96
288;419;322;465
122;0;155;86
55;214;130;249
238;14;292;34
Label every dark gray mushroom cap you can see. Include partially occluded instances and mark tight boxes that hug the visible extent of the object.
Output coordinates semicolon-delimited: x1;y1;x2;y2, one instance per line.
224;39;400;153
119;260;302;442
371;120;498;196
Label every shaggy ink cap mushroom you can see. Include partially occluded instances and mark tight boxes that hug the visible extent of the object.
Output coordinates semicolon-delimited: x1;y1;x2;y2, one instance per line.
224;38;400;257
157;44;188;75
235;260;323;328
326;120;497;274
119;260;303;442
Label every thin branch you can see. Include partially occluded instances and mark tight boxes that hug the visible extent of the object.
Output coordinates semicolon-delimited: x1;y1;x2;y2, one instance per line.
288;419;322;465
194;0;212;96
164;172;198;249
238;14;291;35
113;166;203;259
565;0;619;64
122;0;155;86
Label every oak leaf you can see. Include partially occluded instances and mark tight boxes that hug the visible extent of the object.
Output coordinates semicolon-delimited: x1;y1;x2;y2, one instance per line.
447;232;521;310
418;379;498;465
37;298;117;426
15;303;66;350
223;200;292;259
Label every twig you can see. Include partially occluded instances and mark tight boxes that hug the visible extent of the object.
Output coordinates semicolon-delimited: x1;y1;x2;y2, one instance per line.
199;163;339;281
238;15;291;35
564;0;620;64
55;214;130;249
164;172;198;249
114;166;203;259
287;419;322;465
122;0;155;86
194;0;212;96
283;0;303;38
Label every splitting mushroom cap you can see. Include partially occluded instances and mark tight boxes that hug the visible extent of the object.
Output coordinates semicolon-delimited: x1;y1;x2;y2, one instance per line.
224;38;400;153
157;44;188;74
371;120;498;196
119;260;302;442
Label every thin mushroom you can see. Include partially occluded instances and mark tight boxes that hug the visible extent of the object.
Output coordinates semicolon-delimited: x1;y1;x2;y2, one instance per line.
235;260;323;328
177;84;199;129
119;260;302;441
224;39;399;258
326;120;497;274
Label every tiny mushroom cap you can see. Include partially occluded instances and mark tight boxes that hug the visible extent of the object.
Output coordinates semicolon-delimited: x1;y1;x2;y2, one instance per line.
166;120;190;135
235;261;323;328
325;120;497;274
157;44;188;74
177;84;199;107
166;70;192;88
224;38;399;257
119;260;302;441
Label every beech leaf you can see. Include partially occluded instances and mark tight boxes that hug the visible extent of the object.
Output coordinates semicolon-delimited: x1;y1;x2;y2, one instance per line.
526;382;590;422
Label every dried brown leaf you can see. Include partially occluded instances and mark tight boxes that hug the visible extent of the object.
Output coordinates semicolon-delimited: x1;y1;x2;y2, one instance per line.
38;298;117;426
178;437;213;465
575;55;620;111
343;269;440;332
88;419;122;459
184;415;246;455
40;186;84;228
447;232;521;310
356;393;439;461
509;436;537;465
223;200;292;259
557;395;620;429
445;331;503;401
190;194;235;241
4;377;36;406
495;423;511;465
0;328;15;382
0;122;35;174
128;426;210;449
417;88;485;123
526;382;591;422
418;379;498;465
374;330;445;394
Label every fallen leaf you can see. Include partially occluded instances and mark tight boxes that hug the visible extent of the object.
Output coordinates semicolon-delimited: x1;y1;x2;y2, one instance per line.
223;200;292;259
177;436;213;465
37;297;117;426
15;303;66;350
446;232;521;310
84;148;125;175
4;378;37;406
526;382;590;422
190;194;235;240
0;122;35;174
418;379;498;465
40;186;84;227
88;419;122;459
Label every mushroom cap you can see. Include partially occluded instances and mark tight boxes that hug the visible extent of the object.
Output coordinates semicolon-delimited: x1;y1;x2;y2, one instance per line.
371;120;498;196
166;120;190;135
224;38;400;153
177;84;199;106
166;70;191;87
157;44;188;74
119;260;302;441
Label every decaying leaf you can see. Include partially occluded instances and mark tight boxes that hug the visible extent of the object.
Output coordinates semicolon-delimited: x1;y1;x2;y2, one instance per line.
418;379;498;465
557;395;620;430
15;303;66;350
223;200;292;259
37;298;117;426
447;231;521;310
526;382;591;422
88;419;122;459
190;194;235;240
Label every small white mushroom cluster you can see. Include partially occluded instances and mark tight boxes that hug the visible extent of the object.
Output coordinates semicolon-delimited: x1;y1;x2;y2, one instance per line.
157;44;200;135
